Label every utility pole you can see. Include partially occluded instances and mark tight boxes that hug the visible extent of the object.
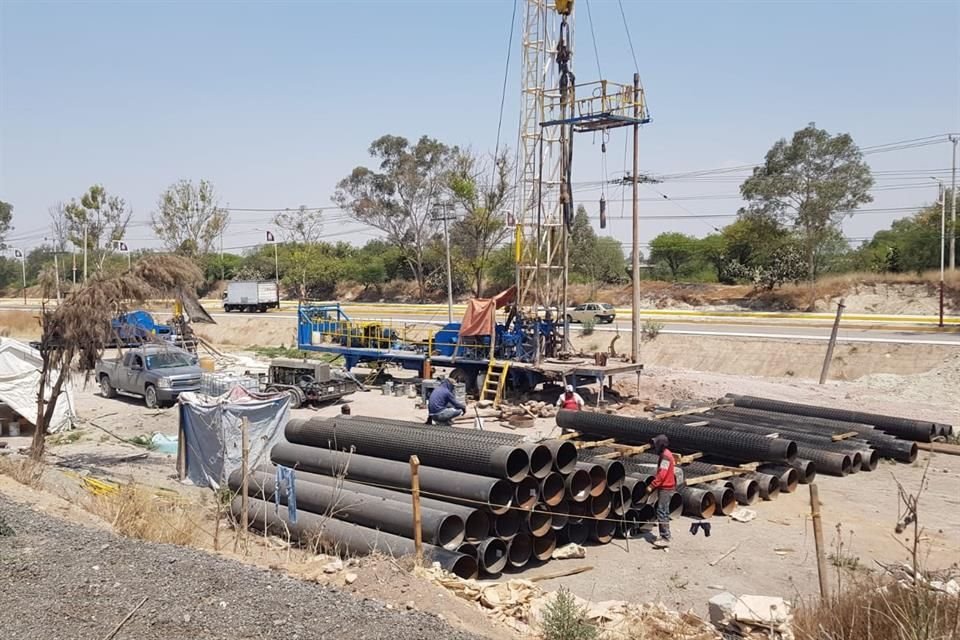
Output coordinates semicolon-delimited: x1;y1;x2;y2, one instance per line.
938;181;946;327
631;72;641;364
16;248;26;305
82;222;88;283
433;202;456;324
44;237;62;302
949;135;957;271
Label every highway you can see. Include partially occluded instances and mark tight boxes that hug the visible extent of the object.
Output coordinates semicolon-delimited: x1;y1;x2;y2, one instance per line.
4;300;959;346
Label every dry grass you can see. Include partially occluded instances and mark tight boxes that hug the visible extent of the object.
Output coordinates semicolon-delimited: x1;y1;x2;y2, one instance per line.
0;310;41;338
85;484;201;546
794;577;960;640
0;456;45;487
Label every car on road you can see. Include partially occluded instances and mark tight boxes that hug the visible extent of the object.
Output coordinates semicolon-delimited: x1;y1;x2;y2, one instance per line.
566;302;616;324
96;345;201;408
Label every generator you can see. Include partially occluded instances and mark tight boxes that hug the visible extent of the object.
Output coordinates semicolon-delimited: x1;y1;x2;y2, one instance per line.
262;358;357;409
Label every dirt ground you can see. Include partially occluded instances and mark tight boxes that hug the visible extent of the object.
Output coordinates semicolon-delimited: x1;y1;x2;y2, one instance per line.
2;348;957;633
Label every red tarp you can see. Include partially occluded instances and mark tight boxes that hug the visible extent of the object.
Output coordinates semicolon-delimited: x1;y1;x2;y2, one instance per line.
458;287;516;337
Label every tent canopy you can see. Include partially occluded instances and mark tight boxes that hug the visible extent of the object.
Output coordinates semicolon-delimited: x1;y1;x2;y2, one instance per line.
458;286;516;338
0;337;74;433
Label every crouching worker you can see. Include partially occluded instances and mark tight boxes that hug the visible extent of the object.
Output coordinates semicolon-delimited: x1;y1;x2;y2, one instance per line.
645;434;676;549
426;378;466;426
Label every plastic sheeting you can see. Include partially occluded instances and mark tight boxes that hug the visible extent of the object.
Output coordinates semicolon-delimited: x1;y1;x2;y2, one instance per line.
177;386;289;488
458;286;517;337
0;337;74;433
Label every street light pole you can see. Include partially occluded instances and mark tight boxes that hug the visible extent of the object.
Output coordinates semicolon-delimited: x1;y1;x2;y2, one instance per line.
433;202;455;324
17;249;26;305
933;178;946;328
949;135;957;271
82;222;88;283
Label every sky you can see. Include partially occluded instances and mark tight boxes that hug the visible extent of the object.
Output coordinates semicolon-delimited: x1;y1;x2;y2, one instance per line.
1;0;958;259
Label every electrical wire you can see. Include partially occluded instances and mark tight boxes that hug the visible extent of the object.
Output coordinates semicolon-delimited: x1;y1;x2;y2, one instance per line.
584;0;603;80
493;0;519;166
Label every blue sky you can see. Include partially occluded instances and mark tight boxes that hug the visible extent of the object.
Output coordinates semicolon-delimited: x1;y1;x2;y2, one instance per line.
1;0;958;257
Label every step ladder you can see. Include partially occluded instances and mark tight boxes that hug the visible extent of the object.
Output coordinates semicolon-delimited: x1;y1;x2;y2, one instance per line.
480;360;510;407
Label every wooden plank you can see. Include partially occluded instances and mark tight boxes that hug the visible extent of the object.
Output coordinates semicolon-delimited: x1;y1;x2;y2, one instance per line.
410;455;423;567
529;565;594;582
831;431;859;441
676;452;703;463
917;441;960;456
575;438;616;449
652;406;713;420
686;470;734;485
594;452;623;459
713;463;759;473
557;431;582;441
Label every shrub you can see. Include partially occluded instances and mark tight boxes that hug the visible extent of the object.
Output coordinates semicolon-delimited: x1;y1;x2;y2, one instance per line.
579;318;596;337
540;587;598;640
641;319;663;341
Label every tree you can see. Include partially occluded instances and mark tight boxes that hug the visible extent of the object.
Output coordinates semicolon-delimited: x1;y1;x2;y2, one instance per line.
740;123;873;280
63;185;133;271
568;205;627;289
274;205;324;244
0;200;12;249
48;202;69;251
858;198;947;273
649;232;699;279
447;150;513;297
334;135;454;302
151;179;229;257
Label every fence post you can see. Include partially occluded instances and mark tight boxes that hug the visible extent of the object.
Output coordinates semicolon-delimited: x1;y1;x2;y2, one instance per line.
809;483;829;600
410;455;423;567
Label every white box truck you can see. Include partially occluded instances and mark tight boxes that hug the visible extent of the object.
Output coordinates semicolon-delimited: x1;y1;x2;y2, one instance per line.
223;280;279;313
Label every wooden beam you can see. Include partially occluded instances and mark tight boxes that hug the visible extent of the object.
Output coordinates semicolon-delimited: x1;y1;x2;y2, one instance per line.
652;403;730;420
594;452;623;459
686;470;734;485
676;452;703;463
557;431;582;441
574;438;616;449
831;431;859;441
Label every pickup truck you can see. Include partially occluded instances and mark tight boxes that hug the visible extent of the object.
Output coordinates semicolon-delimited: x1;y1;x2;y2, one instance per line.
96;346;202;408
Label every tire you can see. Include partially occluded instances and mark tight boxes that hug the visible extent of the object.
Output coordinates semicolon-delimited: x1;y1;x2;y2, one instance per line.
448;367;478;395
286;388;304;409
100;375;117;399
594;315;603;323
144;385;159;409
258;305;266;313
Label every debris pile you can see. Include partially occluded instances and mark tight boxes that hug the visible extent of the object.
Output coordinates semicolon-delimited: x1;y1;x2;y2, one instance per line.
708;592;794;640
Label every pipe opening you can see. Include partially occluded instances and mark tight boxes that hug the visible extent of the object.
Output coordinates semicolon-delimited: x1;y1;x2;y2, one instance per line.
565;469;592;503
551;441;578;474
503;448;530;482
490;509;521;538
668;491;683;518
733;479;759;506
567;500;587;524
532;530;557;560
612;486;631;516
526;445;554;479
539;472;566;507
455;541;478;559
636;504;656;533
907;443;918;464
549;501;569;530
840;455;852;476
437;516;466;549
479;538;508;574
782;467;801;491
582;464;607;497
590;518;616;544
626;478;647;508
862;450;879;471
561;521;588;545
448;555;479;580
700;491;717;518
506;533;532;568
715;487;736;515
488;479;515;515
526;503;553;537
588;491;611;519
605;461;626;491
514;477;540;510
463;511;491;542
848;452;862;474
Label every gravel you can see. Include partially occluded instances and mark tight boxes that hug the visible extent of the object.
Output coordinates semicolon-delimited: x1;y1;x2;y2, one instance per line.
0;496;482;640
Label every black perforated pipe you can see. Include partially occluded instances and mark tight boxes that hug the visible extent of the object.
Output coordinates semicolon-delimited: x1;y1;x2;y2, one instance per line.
271;442;515;514
287;417;530;481
726;395;944;442
557;410;797;463
232;497;477;579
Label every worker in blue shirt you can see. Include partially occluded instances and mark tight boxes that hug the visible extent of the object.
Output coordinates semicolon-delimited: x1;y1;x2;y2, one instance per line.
427;378;466;425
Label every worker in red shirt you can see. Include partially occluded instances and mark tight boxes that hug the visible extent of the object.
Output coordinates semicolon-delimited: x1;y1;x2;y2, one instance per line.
645;434;676;549
556;384;585;411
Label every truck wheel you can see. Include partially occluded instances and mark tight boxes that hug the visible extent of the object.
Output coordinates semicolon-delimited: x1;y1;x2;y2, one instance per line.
100;375;117;399
286;388;304;409
258;305;266;313
144;385;159;409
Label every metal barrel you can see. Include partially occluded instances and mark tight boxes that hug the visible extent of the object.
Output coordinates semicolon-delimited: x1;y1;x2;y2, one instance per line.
725;395;943;442
232;497;477;579
287;417;530;481
506;533;532;569
564;468;592;503
271;442;516;514
678;485;717;518
575;462;608;497
477;538;508;574
532;530;557;561
558;410;797;463
229;469;465;549
266;464;490;542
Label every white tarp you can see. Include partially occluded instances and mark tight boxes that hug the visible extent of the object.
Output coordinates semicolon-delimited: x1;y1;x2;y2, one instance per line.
0;337;74;433
177;385;289;488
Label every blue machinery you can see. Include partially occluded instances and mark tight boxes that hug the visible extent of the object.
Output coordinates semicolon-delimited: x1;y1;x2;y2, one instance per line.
296;302;643;396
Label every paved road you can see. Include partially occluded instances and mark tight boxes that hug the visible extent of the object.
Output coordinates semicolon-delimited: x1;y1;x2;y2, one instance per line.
5;301;960;346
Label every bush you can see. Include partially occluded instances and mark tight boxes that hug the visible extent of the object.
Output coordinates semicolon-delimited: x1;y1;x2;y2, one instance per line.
579;318;596;337
641;319;663;341
540;587;598;640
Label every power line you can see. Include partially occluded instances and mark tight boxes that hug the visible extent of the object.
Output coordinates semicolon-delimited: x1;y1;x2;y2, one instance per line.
493;0;518;164
584;0;603;80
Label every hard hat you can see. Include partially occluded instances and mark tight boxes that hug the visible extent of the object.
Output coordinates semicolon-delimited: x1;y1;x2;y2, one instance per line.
565;384;574;393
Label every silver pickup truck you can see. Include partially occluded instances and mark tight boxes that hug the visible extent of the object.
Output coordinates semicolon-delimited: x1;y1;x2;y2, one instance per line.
96;346;202;408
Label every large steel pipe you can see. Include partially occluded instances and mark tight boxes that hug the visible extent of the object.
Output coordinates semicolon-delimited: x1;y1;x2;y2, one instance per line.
635;504;656;533
726;395;943;442
746;470;783;499
558;410;797;463
506;533;532;569
232;497;477;579
567;500;587;524
490;510;521;539
272;465;490;542
758;462;807;489
678;486;717;518
532;530;557;561
575;462;608;497
515;477;540;510
539;472;566;507
730;477;759;505
271;443;515;514
564;469;592;503
560;521;589;545
229;469;465;549
549;501;570;529
611;486;632;516
588;491;611;519
525;503;553;537
622;476;648;509
477;538;508;574
288;417;530;481
585;458;626;490
701;482;735;516
590;518;616;544
456;541;478;562
668;491;683;518
795;447;851;476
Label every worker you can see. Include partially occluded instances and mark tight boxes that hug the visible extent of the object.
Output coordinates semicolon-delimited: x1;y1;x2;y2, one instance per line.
426;378;466;426
556;384;585;411
645;434;676;550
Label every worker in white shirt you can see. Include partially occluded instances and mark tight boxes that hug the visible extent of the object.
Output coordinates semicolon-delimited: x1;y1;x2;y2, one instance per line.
556;384;585;411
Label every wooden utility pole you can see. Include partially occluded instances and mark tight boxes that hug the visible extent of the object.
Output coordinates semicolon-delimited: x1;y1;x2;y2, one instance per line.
809;484;829;600
409;455;423;566
819;298;845;384
631;72;641;364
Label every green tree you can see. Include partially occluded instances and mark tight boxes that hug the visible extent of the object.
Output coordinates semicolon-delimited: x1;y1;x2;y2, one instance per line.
649;232;699;279
63;185;133;272
334;135;455;302
740;123;873;280
858;198;947;273
151;179;229;258
447;150;513;297
568;205;626;287
0;200;12;249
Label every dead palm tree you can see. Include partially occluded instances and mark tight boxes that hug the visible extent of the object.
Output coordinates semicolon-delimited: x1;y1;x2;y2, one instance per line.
31;254;202;460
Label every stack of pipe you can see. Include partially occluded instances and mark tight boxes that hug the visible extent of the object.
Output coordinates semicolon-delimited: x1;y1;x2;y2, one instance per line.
233;415;643;577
